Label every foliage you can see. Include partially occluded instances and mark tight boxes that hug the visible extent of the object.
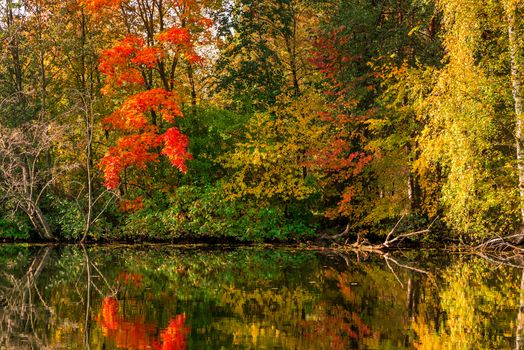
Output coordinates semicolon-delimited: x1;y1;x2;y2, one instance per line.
98;38;193;190
417;0;520;237
220;91;327;203
2;0;524;242
116;184;316;242
177;106;251;185
0;216;31;240
47;197;85;241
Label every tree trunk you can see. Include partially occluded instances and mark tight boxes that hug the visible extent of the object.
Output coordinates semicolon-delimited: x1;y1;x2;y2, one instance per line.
187;62;197;116
79;10;93;243
28;203;55;240
507;2;524;228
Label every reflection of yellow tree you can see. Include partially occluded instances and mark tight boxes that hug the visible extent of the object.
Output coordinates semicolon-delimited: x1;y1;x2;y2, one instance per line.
214;286;318;349
413;258;519;350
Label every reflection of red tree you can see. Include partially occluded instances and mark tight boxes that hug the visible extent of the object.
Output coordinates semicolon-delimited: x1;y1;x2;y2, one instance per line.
153;314;188;350
301;305;371;350
301;269;372;349
97;297;189;350
117;272;143;287
99;297;119;334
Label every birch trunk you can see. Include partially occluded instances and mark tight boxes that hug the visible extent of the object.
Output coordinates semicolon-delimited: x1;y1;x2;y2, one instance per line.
507;1;524;226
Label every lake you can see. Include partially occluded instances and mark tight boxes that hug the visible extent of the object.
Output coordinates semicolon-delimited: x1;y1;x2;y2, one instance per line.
0;245;522;349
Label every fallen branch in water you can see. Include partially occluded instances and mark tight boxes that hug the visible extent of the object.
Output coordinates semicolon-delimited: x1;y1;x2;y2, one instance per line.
318;223;351;241
378;216;439;249
319;216;438;250
382;253;429;275
475;232;524;253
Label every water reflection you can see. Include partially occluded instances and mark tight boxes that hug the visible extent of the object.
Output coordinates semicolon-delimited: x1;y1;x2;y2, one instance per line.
0;245;523;349
97;296;188;350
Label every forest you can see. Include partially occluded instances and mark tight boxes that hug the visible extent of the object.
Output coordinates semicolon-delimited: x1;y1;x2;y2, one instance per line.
1;0;524;245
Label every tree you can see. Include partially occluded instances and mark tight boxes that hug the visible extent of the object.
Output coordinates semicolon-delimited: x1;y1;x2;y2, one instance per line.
0;121;68;240
91;0;214;195
504;0;524;232
308;26;373;225
214;0;317;112
310;0;444;229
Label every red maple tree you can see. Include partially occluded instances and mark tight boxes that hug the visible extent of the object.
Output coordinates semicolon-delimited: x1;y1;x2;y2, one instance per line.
91;0;212;196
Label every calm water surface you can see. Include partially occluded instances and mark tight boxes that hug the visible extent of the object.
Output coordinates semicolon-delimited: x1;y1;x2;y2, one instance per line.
0;245;523;349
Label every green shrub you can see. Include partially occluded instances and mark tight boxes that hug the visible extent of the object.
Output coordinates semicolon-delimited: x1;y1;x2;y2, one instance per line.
0;216;31;239
116;184;317;242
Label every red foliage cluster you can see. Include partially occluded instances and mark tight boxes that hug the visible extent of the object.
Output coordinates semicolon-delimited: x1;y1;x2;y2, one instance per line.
99;123;192;190
99;297;120;334
99;36;164;93
154;314;189;350
100;131;162;189
103;89;183;131
95;0;216;193
157;27;191;46
309;26;353;82
156;27;202;64
309;27;373;219
162;128;191;173
100;127;191;190
99;55;192;190
97;296;190;350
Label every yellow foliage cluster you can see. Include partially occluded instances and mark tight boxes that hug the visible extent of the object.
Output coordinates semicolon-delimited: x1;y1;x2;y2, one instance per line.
220;90;329;203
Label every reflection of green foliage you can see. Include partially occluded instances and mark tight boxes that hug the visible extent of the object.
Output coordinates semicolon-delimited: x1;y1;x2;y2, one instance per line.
0;245;31;275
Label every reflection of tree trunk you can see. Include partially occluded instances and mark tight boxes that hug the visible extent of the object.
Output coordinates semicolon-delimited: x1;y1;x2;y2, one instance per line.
28;247;51;280
0;246;51;348
82;245;92;350
516;269;524;349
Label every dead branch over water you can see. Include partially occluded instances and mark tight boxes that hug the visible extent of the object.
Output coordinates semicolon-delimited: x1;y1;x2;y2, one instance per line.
320;216;439;253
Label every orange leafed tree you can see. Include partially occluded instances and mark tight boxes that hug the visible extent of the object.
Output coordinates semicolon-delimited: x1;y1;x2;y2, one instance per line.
91;0;213;194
